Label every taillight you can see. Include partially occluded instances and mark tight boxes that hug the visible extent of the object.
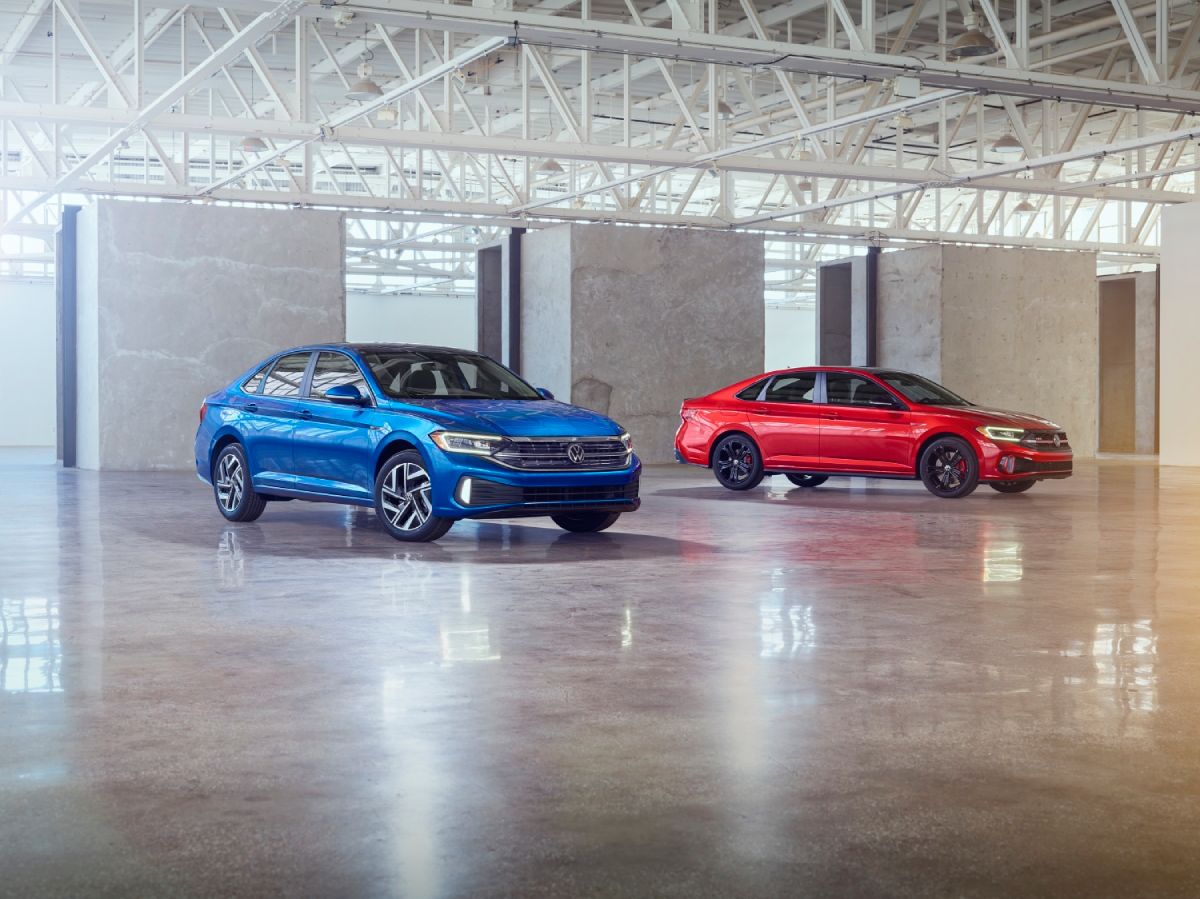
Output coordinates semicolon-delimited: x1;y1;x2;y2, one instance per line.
199;401;207;425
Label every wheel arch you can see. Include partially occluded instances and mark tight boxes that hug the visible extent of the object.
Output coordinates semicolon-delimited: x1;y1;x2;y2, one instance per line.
707;428;760;468
209;427;247;477
373;433;427;481
913;429;980;477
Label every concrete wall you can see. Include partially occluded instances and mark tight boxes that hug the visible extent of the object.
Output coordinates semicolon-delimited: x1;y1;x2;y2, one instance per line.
1160;203;1200;465
75;201;345;470
878;245;1099;456
940;247;1098;457
347;293;476;349
0;280;57;446
520;224;573;401
522;224;763;462
877;245;942;379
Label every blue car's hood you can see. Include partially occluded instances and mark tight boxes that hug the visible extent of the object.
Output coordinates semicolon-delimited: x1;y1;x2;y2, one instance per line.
387;398;624;438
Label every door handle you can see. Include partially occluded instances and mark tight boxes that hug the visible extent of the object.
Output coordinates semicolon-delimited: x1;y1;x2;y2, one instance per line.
299;409;313;420
245;403;258;414
822;411;840;419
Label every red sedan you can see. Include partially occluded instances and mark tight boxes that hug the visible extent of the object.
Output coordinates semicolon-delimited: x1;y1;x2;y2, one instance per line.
675;367;1072;498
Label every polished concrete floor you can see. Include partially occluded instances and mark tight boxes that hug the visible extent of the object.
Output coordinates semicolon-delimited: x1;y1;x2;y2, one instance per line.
2;450;1199;898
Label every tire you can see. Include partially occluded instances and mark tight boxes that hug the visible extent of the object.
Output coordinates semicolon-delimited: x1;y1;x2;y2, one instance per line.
373;451;455;542
919;436;979;499
552;511;621;533
213;443;267;522
786;474;829;488
990;480;1036;494
712;433;765;491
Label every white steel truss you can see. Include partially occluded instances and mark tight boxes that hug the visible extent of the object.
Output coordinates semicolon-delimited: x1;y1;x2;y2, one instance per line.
1;0;1196;305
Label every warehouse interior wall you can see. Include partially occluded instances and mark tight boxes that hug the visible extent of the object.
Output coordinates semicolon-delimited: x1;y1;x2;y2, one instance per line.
73;201;345;471
0;280;57;447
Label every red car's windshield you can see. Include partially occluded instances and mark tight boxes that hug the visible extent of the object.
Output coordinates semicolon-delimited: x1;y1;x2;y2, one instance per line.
876;371;971;406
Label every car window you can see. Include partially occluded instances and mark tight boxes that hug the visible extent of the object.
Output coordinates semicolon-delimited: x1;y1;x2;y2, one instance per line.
764;373;817;403
309;352;368;400
825;373;897;407
243;364;269;394
735;378;769;401
261;352;311;398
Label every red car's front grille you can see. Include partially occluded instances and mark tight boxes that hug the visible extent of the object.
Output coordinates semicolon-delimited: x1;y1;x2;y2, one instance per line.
1020;430;1071;451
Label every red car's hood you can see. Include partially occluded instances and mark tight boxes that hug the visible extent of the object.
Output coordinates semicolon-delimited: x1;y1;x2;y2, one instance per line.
933;405;1063;431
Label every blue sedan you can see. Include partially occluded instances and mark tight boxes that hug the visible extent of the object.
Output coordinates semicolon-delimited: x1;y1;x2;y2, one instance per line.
195;343;641;542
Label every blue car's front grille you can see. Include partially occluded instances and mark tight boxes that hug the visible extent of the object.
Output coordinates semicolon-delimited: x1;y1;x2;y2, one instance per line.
492;438;630;471
465;478;639;507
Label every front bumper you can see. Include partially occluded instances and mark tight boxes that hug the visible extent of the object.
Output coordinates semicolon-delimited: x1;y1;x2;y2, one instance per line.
977;440;1073;481
427;450;642;519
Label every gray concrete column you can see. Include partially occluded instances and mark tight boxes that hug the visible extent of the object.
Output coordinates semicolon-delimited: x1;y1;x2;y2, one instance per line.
877;245;1099;457
74;200;345;470
520;223;764;462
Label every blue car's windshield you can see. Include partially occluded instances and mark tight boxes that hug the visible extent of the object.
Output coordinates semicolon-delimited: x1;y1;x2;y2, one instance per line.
359;349;542;401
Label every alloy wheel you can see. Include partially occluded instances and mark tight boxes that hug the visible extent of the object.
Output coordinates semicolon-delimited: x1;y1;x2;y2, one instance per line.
380;462;433;531
715;438;756;485
216;452;244;512
926;444;968;492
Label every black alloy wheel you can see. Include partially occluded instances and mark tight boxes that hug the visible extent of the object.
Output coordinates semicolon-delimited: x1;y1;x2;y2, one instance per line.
919;436;979;499
786;474;829;488
712;434;765;491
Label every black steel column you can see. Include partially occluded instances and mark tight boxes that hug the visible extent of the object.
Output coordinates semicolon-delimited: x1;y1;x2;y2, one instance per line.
503;227;524;373
56;205;80;468
865;245;880;367
476;227;525;371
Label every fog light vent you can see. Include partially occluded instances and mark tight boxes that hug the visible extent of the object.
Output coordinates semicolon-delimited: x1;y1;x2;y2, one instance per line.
457;477;473;505
998;455;1015;474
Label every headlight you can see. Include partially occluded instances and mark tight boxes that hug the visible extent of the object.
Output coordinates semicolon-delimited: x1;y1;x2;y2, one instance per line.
430;431;505;455
620;432;633;452
977;425;1024;443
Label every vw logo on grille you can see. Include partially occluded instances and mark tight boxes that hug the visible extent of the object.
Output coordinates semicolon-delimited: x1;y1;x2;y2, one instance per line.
567;443;586;465
1052;433;1062;448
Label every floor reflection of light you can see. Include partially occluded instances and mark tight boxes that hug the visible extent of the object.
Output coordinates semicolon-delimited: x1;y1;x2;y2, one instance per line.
216;530;244;589
1092;619;1158;713
982;541;1023;583
621;607;633;650
382;670;441;899
439;625;499;662
760;592;816;659
1;597;63;693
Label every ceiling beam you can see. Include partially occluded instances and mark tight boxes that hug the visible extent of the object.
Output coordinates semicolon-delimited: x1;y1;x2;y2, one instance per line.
1;0;308;231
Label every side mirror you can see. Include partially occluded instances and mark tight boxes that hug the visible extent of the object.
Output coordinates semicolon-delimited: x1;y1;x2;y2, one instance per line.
537;387;555;400
325;383;367;405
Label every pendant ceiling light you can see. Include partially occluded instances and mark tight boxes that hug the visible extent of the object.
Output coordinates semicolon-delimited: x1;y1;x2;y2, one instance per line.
241;136;268;153
949;11;995;59
992;131;1024;154
716;98;735;119
1013;195;1037;214
538;158;565;174
346;31;382;101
